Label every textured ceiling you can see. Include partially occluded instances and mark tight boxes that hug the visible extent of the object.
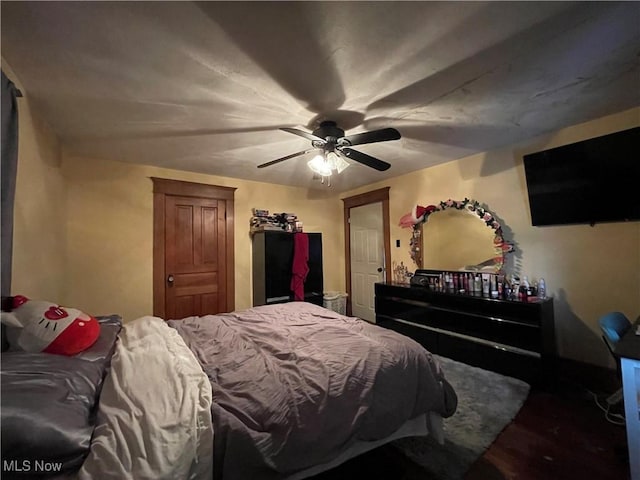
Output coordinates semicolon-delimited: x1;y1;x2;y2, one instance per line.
1;1;639;192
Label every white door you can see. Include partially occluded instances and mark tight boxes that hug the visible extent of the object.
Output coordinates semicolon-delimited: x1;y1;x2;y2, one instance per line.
350;202;384;323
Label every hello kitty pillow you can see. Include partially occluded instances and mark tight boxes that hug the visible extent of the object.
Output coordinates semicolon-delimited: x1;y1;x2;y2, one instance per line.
0;295;100;356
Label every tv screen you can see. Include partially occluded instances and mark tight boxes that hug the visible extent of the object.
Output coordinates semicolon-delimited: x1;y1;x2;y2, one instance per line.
523;127;640;226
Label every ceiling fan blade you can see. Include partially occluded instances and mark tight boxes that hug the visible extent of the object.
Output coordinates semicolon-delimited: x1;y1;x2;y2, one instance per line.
280;127;326;143
257;148;317;169
341;128;401;146
338;148;391;171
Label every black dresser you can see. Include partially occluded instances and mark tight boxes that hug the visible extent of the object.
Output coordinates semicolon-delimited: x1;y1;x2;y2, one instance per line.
375;282;556;385
252;231;323;307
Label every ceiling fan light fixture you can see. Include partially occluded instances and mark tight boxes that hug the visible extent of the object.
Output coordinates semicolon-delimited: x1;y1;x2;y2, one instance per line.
308;151;350;178
308;154;333;177
332;153;350;174
325;151;337;169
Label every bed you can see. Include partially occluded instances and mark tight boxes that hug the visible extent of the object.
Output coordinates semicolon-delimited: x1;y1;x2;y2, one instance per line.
1;302;457;480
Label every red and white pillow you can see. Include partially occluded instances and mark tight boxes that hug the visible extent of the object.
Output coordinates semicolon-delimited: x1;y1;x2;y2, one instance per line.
0;295;100;356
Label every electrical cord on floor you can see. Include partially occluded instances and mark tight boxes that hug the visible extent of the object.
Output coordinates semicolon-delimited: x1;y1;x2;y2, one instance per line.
555;375;626;427
589;390;626;426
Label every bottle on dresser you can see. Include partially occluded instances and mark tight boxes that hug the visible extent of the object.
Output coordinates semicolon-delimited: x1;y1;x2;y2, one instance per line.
482;274;490;297
474;274;482;296
510;275;520;301
490;274;499;298
538;278;547;299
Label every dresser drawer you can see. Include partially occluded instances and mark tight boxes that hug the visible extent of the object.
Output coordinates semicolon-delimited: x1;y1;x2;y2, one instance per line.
438;333;542;383
426;307;541;353
374;282;555;386
376;316;438;352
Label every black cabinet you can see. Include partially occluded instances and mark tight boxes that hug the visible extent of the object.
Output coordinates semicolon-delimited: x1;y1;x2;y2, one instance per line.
375;282;556;385
252;231;323;307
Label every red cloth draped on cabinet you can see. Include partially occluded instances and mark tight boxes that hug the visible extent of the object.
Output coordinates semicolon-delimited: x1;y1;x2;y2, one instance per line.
290;233;310;301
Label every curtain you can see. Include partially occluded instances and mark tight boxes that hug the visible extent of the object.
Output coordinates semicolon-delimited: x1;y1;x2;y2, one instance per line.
1;70;20;307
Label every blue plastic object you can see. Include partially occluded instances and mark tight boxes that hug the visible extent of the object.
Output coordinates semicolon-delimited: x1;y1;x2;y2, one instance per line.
599;311;631;345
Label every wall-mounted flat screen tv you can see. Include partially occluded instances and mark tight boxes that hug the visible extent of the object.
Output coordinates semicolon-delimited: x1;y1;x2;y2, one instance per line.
523;126;640;226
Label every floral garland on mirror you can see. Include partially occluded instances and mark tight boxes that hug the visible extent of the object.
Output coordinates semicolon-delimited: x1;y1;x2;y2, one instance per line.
399;198;515;271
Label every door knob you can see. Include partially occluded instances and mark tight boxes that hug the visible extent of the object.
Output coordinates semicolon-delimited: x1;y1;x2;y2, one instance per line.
377;267;383;272
167;274;174;285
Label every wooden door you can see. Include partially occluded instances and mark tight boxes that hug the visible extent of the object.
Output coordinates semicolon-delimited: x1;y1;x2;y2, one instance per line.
342;187;391;317
350;202;384;323
152;178;235;320
165;196;226;319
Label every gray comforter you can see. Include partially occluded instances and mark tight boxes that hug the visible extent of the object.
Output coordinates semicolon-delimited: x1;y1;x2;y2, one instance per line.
168;302;457;480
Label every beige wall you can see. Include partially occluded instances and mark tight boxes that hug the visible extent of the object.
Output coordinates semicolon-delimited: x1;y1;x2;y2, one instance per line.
60;157;344;321
6;59;345;322
4;62;67;301
342;107;640;368
7;58;638;368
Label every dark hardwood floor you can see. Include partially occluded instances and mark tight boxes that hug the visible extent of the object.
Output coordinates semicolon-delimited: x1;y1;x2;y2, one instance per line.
313;378;630;480
466;383;629;480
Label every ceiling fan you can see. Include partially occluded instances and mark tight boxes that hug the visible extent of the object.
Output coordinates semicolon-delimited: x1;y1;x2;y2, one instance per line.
257;121;401;172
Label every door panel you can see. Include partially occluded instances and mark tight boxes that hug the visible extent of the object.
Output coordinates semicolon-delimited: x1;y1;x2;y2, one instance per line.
350;202;384;322
175;296;196;320
342;187;390;319
165;195;226;319
353;272;366;308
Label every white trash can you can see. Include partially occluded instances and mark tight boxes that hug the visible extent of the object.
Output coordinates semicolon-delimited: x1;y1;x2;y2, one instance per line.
323;292;348;315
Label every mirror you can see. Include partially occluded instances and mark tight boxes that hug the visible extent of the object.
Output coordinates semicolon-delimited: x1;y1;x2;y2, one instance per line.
405;199;513;272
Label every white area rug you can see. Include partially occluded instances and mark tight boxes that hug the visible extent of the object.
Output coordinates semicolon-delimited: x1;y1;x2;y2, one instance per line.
394;355;531;479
